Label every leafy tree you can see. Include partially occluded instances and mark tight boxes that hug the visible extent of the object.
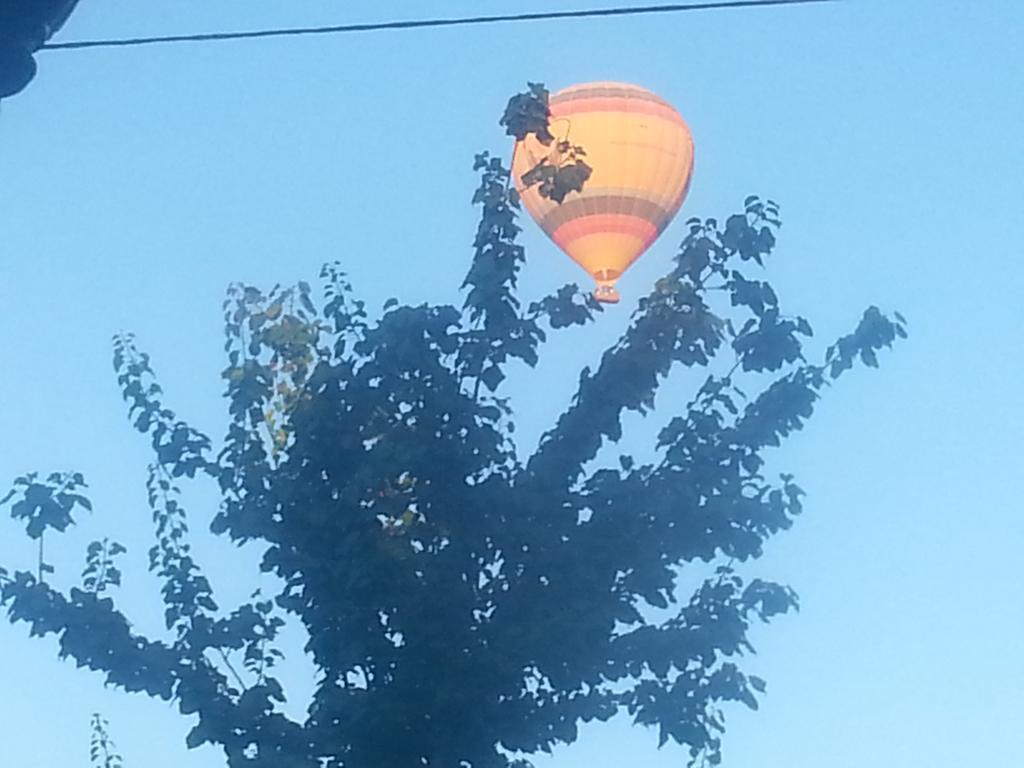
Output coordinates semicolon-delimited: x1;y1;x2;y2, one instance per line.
0;85;906;768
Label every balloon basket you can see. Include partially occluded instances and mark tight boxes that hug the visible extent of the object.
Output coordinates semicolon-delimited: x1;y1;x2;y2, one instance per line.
593;284;621;304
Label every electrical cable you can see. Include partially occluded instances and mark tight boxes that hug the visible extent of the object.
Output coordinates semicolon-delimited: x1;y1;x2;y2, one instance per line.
40;0;839;52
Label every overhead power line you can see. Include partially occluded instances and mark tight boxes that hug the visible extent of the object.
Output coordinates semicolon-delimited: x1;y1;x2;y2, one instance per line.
41;0;839;51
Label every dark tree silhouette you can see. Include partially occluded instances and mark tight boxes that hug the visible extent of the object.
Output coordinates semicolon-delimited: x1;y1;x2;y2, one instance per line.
0;0;82;99
0;85;906;768
90;713;124;768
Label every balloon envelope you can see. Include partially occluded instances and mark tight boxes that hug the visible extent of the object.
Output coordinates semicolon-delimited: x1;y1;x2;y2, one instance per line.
512;81;695;303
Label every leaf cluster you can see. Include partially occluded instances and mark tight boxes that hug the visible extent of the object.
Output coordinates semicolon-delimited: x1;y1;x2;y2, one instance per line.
502;82;593;203
90;713;124;768
82;538;126;594
1;471;91;540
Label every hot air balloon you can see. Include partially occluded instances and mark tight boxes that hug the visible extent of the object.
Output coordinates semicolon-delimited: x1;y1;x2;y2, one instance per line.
511;81;695;304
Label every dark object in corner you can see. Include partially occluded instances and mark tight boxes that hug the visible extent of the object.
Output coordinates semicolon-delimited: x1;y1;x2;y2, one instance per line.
0;1;81;99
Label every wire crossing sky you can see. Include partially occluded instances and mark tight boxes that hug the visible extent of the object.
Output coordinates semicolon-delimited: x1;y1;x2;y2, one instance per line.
40;0;840;51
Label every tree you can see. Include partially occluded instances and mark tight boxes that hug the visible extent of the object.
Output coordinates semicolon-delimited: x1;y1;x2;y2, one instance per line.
0;85;906;768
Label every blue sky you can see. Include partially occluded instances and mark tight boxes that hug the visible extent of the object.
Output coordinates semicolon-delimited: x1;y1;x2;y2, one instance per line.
1;1;1022;766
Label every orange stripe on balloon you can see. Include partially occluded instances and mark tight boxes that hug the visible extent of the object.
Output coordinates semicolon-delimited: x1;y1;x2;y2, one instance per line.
663;158;695;214
552;214;659;251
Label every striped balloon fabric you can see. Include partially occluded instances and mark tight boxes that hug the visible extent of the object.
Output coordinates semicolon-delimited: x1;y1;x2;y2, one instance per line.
512;81;695;304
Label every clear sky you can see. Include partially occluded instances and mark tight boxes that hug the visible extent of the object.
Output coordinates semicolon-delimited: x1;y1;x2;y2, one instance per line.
1;1;1022;766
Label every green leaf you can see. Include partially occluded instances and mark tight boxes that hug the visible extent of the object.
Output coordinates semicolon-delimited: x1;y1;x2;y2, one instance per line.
479;365;505;392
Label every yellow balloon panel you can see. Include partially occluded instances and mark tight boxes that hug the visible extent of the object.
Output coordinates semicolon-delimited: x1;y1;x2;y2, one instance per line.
512;82;694;302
